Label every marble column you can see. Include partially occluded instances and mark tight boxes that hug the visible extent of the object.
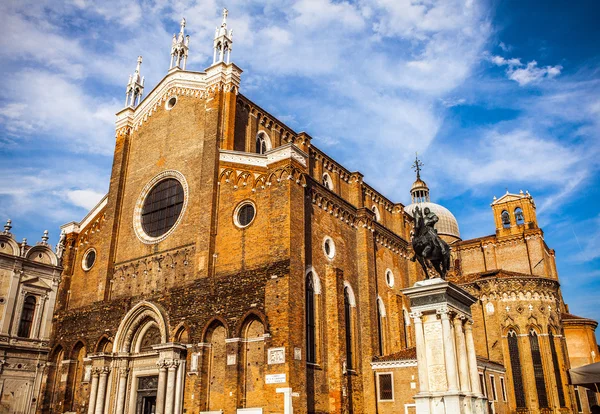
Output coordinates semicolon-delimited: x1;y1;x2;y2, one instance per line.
87;369;100;414
114;367;129;414
465;322;481;395
156;360;168;414
411;311;429;392
94;367;110;414
440;309;459;392
454;317;471;393
174;360;185;414
164;360;179;414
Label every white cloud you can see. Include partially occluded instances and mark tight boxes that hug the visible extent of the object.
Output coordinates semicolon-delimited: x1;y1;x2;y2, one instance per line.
448;129;581;187
490;55;562;86
66;189;105;210
0;70;118;155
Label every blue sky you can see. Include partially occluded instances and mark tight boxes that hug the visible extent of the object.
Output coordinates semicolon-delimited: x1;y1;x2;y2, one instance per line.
1;1;599;327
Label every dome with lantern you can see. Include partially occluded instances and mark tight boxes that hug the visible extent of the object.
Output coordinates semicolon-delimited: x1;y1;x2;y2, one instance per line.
403;157;461;242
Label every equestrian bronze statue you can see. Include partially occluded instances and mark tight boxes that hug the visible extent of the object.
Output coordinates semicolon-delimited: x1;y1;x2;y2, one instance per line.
411;205;451;280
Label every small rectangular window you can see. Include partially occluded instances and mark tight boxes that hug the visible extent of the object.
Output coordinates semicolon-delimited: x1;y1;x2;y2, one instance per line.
479;372;487;397
490;375;497;401
500;377;507;402
377;373;394;402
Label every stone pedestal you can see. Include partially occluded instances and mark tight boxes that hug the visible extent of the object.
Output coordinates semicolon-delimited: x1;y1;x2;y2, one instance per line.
403;278;489;414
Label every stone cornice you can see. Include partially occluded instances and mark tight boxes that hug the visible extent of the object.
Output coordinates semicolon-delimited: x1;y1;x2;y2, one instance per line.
219;144;308;169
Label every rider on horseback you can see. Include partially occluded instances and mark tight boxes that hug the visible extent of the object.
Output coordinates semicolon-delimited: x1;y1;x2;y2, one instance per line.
421;207;449;258
410;205;451;279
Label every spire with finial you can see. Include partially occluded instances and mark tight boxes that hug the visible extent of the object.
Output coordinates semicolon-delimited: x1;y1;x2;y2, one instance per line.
170;18;190;70
125;56;145;108
213;8;234;65
3;219;11;235
410;153;430;203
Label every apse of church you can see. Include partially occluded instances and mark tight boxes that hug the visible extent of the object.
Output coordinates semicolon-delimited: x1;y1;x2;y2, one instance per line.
38;8;599;414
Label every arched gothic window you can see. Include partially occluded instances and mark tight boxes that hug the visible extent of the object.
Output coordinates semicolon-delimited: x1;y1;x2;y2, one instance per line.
529;329;549;408
201;321;227;411
344;286;355;370
507;330;526;408
256;132;270;154
501;210;511;228
306;273;316;363
18;295;36;338
548;329;565;407
515;207;525;225
241;317;265;408
46;347;64;411
66;342;86;412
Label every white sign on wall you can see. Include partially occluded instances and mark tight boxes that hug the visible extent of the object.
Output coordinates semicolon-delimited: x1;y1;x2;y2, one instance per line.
265;374;286;384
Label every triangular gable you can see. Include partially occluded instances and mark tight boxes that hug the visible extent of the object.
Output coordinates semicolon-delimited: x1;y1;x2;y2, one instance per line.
21;276;52;291
492;193;524;205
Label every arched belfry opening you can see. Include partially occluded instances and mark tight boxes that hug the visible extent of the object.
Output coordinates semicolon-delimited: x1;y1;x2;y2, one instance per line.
87;301;187;414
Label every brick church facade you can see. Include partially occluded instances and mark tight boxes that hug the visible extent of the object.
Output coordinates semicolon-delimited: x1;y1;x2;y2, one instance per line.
36;10;599;414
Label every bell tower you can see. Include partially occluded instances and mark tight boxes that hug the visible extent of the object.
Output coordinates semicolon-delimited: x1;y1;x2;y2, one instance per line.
491;190;538;236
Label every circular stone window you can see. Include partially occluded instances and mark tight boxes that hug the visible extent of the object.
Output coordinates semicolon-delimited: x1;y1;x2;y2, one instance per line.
323;236;336;259
234;201;256;228
134;170;189;244
82;249;96;271
385;269;394;287
165;96;177;110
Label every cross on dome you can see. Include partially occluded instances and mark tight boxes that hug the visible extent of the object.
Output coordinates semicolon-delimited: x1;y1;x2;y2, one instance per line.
412;153;424;180
170;17;190;70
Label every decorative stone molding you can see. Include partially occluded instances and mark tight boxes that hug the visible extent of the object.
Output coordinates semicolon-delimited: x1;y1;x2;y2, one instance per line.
371;359;418;369
219;164;307;192
113;244;195;289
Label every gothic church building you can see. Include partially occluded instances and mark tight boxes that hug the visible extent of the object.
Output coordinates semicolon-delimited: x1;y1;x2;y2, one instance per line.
39;10;599;414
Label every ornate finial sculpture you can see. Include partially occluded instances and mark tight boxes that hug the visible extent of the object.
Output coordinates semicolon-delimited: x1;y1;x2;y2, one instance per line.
213;8;233;65
20;238;27;257
41;230;49;245
3;219;11;234
170;18;190;70
125;56;145;108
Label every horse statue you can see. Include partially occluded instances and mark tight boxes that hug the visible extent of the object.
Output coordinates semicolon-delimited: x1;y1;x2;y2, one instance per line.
411;205;451;280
